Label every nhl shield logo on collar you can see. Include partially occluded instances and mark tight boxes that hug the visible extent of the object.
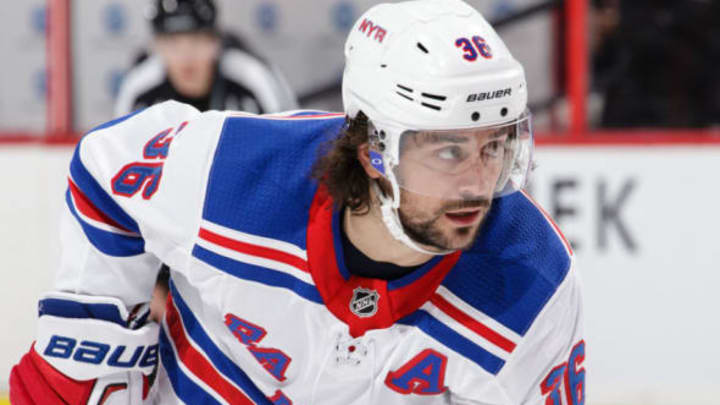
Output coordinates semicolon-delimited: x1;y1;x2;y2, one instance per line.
350;287;380;318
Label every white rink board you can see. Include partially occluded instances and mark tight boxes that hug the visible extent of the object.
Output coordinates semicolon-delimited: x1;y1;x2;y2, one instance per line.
0;146;73;392
1;144;719;404
531;146;720;404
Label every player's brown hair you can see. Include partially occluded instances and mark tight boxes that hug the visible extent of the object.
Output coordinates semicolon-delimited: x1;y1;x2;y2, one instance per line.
312;111;372;214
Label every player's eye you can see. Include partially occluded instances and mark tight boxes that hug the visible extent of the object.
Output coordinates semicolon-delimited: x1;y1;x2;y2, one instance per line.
436;146;466;161
481;140;505;159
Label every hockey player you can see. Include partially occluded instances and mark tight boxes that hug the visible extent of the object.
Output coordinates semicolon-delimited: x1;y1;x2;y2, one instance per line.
115;0;297;116
10;1;584;404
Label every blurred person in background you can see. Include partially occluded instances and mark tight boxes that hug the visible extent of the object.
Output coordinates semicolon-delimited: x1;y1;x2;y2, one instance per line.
593;0;720;128
115;0;298;117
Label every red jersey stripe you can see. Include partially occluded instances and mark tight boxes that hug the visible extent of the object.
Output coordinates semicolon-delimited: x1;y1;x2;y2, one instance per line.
68;178;132;233
430;293;517;353
165;294;254;404
198;228;309;273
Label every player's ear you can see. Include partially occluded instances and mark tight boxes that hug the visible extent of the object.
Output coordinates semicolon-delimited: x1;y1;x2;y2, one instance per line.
357;143;383;180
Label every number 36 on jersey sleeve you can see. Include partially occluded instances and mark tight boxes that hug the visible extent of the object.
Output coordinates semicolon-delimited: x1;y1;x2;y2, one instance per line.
111;122;188;200
540;340;586;405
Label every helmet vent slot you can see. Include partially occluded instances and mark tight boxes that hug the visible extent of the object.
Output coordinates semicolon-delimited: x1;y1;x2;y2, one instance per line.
417;42;430;54
421;103;441;111
421;93;446;101
396;84;415;101
396;84;442;110
396;92;414;101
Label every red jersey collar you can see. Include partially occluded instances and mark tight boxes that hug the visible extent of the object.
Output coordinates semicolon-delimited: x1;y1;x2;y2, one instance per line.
307;187;461;337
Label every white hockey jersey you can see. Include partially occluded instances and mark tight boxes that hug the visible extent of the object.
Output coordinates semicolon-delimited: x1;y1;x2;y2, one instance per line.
41;101;584;404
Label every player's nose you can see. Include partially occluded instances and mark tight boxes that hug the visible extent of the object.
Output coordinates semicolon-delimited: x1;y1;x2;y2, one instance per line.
456;163;493;197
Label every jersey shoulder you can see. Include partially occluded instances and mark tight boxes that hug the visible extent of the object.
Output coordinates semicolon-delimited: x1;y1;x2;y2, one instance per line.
201;111;346;249
81;100;206;158
67;101;228;262
76;101;225;205
441;191;574;337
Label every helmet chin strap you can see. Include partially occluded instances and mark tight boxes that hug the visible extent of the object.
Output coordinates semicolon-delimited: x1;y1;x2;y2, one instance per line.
371;182;455;256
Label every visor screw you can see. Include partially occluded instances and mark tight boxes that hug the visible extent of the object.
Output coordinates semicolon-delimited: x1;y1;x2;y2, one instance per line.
378;142;386;152
501;107;508;117
379;130;386;140
471;112;480;121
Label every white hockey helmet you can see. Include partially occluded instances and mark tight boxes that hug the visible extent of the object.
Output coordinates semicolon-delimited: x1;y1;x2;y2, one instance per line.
342;0;534;254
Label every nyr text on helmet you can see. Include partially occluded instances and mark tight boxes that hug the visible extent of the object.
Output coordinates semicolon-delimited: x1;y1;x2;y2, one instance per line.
358;18;387;43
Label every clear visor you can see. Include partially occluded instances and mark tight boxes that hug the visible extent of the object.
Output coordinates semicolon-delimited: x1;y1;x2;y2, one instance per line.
388;109;533;199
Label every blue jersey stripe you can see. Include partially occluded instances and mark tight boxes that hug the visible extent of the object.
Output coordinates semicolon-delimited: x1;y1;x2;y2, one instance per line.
399;310;506;375
38;298;125;326
192;245;323;304
168;282;272;404
441;193;573;336
202;115;343;251
66;189;145;257
159;328;223;405
69;145;140;234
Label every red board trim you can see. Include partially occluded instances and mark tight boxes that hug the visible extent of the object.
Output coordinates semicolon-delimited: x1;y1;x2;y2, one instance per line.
1;130;720;147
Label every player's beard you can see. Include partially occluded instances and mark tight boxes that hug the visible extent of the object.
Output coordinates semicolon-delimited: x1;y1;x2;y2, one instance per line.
397;188;492;252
